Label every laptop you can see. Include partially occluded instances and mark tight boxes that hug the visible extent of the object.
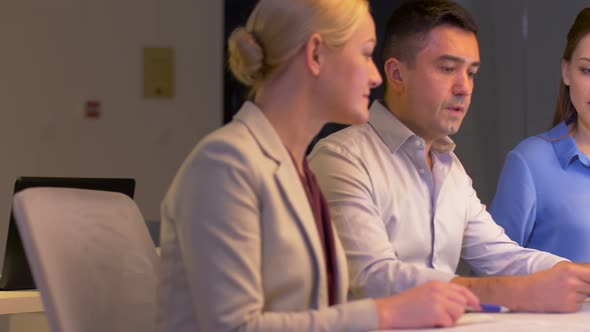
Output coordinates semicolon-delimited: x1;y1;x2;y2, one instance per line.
0;176;135;290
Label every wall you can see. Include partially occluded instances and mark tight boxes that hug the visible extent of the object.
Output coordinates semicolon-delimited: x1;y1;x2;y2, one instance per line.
0;1;223;262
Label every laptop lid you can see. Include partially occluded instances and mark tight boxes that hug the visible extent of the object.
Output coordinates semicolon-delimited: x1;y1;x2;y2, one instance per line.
0;177;135;290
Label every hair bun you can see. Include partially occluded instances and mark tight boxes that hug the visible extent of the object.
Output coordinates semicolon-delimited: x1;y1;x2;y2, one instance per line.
228;27;265;86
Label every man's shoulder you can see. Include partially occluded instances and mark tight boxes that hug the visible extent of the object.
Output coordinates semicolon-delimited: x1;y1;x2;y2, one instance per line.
311;123;377;157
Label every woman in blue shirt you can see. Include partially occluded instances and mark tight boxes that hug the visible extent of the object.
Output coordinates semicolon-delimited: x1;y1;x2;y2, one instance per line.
490;8;590;261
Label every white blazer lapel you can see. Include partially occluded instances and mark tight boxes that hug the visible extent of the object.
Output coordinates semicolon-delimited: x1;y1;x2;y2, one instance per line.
234;102;328;306
274;161;328;306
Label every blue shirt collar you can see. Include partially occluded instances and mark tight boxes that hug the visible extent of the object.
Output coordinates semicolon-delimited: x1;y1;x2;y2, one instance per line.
368;100;455;154
544;121;590;169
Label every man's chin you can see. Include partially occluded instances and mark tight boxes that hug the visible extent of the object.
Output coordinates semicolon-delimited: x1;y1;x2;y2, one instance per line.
447;126;459;135
444;120;464;136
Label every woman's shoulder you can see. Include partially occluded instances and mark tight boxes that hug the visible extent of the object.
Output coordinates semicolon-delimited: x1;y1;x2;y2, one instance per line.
514;135;550;151
183;121;263;175
165;122;261;201
199;121;254;151
511;129;556;157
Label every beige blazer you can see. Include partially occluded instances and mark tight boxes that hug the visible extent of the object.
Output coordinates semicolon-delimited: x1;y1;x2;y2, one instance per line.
157;102;377;332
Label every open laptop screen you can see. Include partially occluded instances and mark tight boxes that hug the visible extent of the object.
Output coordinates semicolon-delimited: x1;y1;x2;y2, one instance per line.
0;177;135;290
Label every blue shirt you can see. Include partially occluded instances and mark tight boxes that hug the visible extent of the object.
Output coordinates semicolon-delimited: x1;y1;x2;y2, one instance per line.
490;121;590;262
308;101;564;299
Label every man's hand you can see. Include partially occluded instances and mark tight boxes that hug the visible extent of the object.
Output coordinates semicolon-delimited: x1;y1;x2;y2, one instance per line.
524;261;590;312
375;281;480;329
452;261;590;313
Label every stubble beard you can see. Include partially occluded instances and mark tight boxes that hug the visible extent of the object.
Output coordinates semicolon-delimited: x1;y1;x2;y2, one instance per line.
447;124;458;135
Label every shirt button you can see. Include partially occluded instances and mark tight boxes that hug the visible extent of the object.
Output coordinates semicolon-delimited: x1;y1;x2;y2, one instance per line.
414;140;421;147
419;168;425;174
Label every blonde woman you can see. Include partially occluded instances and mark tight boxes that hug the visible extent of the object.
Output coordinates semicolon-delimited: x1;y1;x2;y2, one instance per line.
157;1;479;331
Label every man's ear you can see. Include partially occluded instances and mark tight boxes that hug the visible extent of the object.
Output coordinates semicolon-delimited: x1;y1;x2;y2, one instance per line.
562;59;571;87
305;33;323;77
384;57;404;91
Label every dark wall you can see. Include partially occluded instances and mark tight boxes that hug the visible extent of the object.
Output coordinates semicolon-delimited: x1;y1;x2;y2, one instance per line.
222;0;257;124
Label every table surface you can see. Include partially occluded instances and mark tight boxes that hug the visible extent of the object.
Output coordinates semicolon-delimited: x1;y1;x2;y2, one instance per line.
2;289;589;330
0;291;42;315
377;301;590;332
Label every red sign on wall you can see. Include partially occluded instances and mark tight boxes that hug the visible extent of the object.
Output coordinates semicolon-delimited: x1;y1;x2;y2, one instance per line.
85;100;101;118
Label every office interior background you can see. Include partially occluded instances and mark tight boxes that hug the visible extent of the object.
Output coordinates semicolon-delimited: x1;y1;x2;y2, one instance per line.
0;0;587;288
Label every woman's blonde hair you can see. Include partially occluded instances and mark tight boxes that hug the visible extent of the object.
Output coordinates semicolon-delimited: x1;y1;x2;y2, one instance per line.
228;0;369;95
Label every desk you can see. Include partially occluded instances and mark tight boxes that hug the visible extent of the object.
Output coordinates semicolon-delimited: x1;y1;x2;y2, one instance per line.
378;301;590;332
0;291;42;315
0;291;47;332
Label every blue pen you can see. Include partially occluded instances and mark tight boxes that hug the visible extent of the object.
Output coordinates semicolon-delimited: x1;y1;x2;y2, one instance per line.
466;304;510;313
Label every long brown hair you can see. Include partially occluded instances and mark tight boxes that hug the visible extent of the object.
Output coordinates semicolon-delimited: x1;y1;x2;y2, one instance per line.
552;8;590;127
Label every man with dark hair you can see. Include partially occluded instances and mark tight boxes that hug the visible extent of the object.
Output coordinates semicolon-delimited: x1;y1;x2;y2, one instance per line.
309;0;590;313
380;0;477;67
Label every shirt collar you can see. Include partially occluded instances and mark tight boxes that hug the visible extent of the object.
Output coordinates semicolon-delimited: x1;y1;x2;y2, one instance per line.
545;121;590;169
368;100;456;154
